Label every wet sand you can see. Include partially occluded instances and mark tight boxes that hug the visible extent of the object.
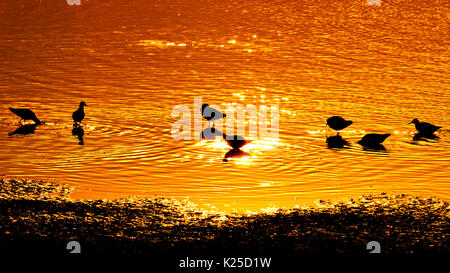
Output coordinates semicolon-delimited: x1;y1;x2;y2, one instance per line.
0;178;448;256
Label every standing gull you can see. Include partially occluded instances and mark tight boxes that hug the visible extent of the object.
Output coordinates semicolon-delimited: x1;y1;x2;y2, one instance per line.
9;108;41;125
73;101;87;127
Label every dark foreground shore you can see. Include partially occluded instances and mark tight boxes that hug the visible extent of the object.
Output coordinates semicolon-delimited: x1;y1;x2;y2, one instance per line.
0;178;448;258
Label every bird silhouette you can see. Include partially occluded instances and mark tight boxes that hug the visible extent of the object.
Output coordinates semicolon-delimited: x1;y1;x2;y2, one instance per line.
327;116;352;132
409;118;441;135
357;133;390;149
8;124;39;136
201;104;226;126
73;101;87;127
326;135;350;149
9;108;41;125
222;132;251;150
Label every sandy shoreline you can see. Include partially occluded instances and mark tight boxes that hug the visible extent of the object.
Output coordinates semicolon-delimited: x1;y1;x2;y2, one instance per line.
0;178;448;256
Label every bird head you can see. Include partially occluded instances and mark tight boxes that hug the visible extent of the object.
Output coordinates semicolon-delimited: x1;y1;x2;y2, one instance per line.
80;101;87;107
409;118;419;124
201;104;209;112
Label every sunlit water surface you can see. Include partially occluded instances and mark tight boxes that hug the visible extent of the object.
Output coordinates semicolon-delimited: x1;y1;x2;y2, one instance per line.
0;0;448;212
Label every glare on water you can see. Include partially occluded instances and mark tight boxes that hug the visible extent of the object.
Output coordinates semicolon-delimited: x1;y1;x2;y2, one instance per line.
0;0;448;212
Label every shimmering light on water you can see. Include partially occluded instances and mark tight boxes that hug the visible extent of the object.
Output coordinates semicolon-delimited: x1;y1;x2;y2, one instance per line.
0;0;448;212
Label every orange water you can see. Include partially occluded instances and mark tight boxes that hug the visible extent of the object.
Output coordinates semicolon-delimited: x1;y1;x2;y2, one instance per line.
0;0;448;212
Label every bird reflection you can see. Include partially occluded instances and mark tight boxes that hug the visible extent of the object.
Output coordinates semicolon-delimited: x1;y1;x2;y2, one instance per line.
223;148;250;162
413;132;439;141
8;124;39;136
361;144;387;151
201;127;251;150
326;135;350;149
72;126;84;145
200;126;222;140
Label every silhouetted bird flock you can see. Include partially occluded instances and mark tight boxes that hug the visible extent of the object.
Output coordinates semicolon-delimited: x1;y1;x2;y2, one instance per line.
7;102;443;155
200;104;442;158
8;101;87;144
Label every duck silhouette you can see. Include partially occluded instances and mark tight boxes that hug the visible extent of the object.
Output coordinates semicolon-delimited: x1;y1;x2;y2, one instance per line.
327;116;352;132
8;124;39;136
72;127;84;145
357;133;390;149
409;118;441;135
326;135;350;149
9;108;41;125
201;104;226;126
73;101;87;127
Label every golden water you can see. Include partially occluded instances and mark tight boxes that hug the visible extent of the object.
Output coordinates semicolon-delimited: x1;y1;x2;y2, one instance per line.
0;0;448;212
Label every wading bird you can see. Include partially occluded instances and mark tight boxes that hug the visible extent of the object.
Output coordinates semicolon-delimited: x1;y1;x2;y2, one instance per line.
409;118;441;135
73;101;87;127
327;116;353;132
357;133;390;149
9;108;41;125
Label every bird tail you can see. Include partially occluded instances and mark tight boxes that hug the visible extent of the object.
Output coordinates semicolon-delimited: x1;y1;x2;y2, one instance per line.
222;113;226;118
9;107;17;114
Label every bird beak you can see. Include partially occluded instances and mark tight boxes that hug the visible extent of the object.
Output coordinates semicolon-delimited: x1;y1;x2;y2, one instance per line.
408;122;412;124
